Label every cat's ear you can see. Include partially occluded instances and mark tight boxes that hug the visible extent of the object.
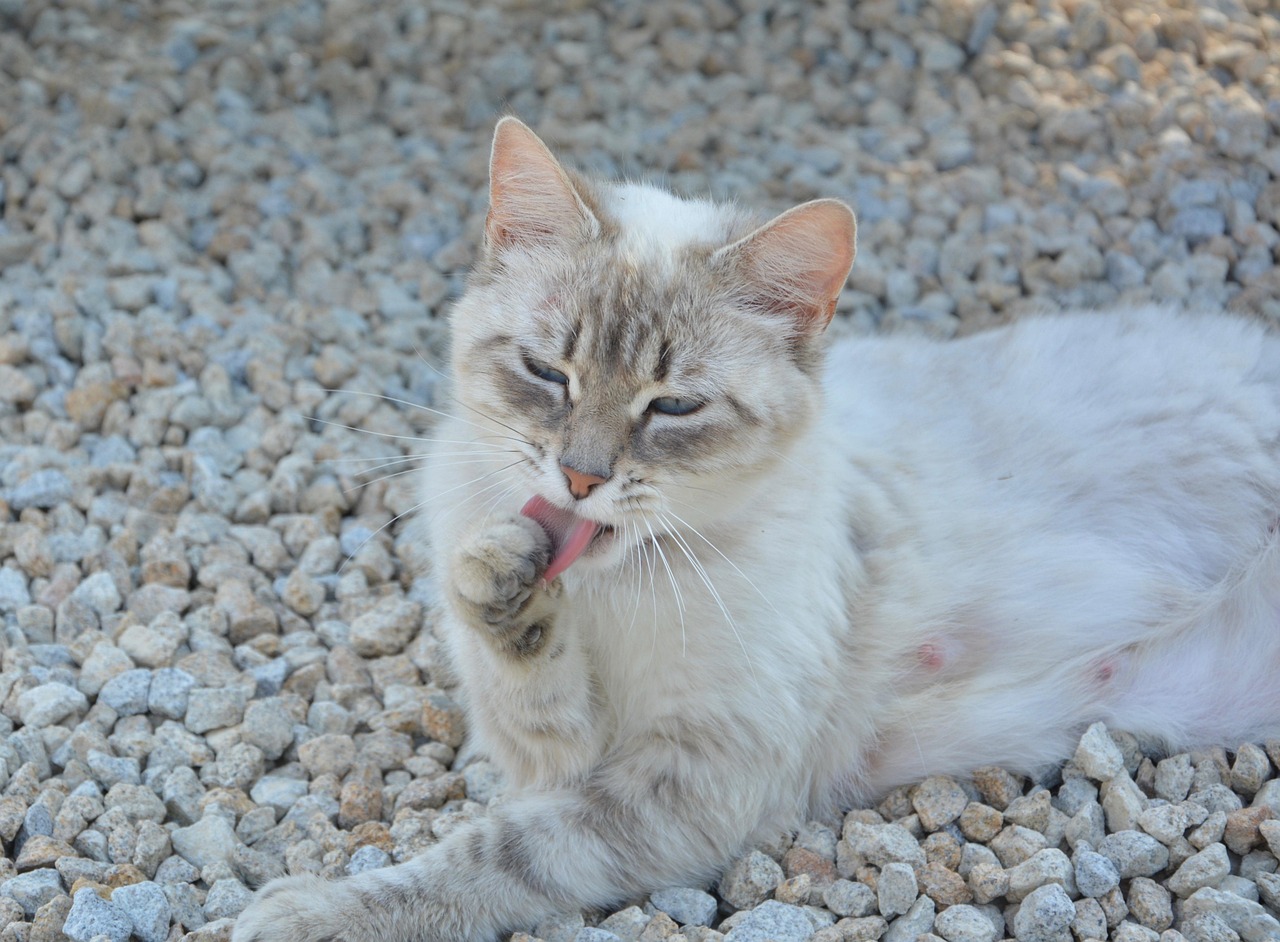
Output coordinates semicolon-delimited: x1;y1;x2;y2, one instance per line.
485;117;599;252
717;199;856;330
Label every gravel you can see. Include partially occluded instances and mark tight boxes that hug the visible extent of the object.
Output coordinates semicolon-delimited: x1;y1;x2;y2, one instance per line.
0;1;1278;940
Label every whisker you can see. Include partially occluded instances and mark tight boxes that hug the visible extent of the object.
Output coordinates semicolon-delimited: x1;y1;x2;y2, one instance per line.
318;386;534;447
661;503;782;618
340;460;523;574
658;511;757;683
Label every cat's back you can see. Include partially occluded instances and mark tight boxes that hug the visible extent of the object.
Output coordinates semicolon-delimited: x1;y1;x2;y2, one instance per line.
825;306;1279;456
823;306;1280;586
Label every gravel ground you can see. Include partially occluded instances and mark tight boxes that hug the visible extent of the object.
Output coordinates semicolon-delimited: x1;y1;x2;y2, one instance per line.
1;1;1279;941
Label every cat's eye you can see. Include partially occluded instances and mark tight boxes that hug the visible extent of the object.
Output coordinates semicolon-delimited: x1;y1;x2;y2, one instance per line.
648;396;703;416
525;357;569;387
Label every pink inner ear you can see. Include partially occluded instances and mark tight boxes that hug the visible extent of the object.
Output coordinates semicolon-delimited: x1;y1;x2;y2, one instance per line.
735;199;857;328
486;118;594;251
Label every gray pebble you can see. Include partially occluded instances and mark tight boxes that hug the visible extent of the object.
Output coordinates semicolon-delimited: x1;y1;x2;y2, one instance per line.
9;469;73;511
718;851;783;911
0;868;65;916
97;668;152;716
111;881;172;942
63;886;133;942
934;904;1000;942
203;876;253;920
650;887;718;927
170;814;241;870
0;568;33;611
1012;883;1074;942
1100;830;1170;878
347;845;392;875
723;900;813;942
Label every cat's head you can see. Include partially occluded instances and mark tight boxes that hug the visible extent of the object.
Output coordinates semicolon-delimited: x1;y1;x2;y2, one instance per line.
448;117;855;572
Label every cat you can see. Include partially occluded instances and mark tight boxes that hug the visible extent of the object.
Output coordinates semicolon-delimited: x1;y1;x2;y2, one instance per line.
233;117;1280;942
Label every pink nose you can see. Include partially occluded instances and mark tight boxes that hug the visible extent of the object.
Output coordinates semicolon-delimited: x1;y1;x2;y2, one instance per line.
561;464;606;499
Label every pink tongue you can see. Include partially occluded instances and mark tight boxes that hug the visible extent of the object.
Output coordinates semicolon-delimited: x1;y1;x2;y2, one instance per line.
520;496;602;581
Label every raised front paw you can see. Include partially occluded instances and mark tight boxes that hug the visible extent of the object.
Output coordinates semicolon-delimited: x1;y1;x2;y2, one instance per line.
451;514;553;648
233;874;375;942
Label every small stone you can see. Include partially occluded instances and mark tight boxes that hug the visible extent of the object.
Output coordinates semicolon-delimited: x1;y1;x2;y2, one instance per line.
239;698;295;760
882;895;934;942
966;863;1008;905
650;888;717;927
10;470;74;512
203;877;252;920
15;835;76;871
0;568;32;611
1113;923;1160;942
934;904;999;942
349;597;421;656
346;845;392;876
1012;883;1074;942
1167;842;1230;898
718;851;783;911
184;687;248;734
110;880;171;942
170;816;240;871
147;668;195;720
62;886;132;942
721;900;814;942
1074;847;1120;898
1074;722;1125;781
911;776;969;831
1072;897;1108;941
958;803;1003;842
0;869;65;916
1223;806;1271;855
575;930;622;942
86;751;142;787
823;879;875;918
842;821;927;870
877;861;918;917
1229;744;1271;797
1127;877;1173;931
1155;755;1195;802
1099;830;1169;878
97;669;151;716
1006;848;1074;902
298;733;357;779
18;682;90;728
1189;811;1227;849
989;825;1048;867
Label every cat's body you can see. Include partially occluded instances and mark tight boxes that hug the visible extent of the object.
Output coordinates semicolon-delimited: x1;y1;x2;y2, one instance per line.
234;120;1280;942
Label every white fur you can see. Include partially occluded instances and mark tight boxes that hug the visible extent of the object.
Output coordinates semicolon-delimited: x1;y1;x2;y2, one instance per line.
235;175;1280;942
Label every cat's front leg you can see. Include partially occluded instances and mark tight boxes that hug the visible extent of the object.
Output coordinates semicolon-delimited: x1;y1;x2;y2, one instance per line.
447;513;608;783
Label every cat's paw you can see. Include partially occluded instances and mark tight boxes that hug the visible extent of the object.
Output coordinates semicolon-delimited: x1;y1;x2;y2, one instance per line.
232;874;376;942
452;514;553;647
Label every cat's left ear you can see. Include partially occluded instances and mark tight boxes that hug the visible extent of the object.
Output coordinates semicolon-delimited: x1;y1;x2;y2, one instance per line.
716;199;856;331
485;117;600;252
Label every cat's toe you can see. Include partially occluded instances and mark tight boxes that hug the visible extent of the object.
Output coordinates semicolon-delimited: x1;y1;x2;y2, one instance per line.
233;875;373;942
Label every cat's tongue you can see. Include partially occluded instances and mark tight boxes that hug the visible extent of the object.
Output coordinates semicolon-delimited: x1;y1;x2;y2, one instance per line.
520;496;602;582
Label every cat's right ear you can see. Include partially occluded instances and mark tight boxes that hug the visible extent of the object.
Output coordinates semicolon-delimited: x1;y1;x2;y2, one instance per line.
485;117;600;253
716;199;856;331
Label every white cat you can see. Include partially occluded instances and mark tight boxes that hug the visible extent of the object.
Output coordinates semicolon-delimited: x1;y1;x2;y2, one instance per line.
234;118;1280;942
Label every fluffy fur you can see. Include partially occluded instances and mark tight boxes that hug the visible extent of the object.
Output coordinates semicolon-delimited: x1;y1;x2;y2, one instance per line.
235;119;1280;942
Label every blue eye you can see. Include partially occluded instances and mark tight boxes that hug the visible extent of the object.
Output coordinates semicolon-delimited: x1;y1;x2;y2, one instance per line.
648;396;702;416
525;358;568;386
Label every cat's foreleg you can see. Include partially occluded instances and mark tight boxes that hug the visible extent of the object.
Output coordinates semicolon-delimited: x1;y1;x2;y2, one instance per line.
447;513;609;782
234;730;779;942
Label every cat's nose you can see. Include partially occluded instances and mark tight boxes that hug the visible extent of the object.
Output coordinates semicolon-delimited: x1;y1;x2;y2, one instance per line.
560;464;607;500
